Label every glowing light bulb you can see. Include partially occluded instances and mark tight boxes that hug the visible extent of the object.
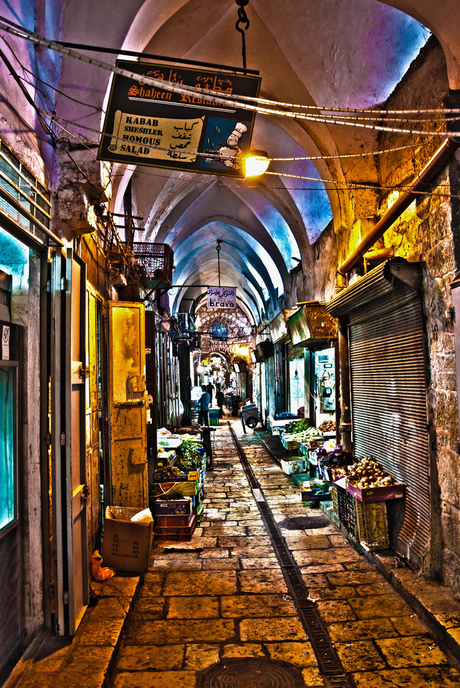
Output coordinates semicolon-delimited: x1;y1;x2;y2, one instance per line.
244;150;270;178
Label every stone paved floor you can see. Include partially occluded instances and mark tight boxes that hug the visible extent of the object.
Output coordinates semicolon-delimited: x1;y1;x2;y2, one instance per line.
109;422;460;688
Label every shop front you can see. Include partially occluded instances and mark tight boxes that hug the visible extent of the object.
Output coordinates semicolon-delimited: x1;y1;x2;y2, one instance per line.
0;139;56;672
326;258;430;569
287;303;338;436
269;309;299;417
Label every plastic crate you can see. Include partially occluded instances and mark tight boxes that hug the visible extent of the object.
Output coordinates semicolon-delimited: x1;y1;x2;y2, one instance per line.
354;499;389;551
330;483;339;515
154;514;197;541
155;513;194;527
336;481;349;523
346;492;358;539
281;436;300;450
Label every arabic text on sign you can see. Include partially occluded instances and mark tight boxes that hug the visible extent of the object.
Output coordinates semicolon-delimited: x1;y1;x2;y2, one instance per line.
108;111;204;162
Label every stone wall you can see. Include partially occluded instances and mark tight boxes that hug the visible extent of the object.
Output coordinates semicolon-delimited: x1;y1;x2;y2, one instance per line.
290;37;460;590
376;38;460;586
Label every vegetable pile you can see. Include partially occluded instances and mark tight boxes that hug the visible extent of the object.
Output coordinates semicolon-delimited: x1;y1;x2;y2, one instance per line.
334;456;396;488
281;419;323;442
318;419;336;433
316;444;354;470
175;439;204;471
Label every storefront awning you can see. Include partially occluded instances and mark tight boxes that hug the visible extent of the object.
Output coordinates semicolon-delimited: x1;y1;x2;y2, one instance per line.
287;303;338;347
269;308;297;344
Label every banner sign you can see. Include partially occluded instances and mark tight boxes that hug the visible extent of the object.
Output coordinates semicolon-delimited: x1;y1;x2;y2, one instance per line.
98;61;261;178
207;287;237;309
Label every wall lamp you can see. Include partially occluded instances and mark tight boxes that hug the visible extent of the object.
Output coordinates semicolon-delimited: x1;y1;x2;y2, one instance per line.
244;150;270;178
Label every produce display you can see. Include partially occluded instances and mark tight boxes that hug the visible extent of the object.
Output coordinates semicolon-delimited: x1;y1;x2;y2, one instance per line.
281;418;323;442
316;444;354;470
175;439;205;471
334;456;396;488
318;419;336;433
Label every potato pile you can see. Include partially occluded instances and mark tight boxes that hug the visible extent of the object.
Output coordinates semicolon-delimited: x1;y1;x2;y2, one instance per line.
318;419;336;433
336;456;395;489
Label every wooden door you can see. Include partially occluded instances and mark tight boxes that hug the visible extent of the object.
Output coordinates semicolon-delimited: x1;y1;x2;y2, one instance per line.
51;249;89;635
108;302;148;508
66;251;89;632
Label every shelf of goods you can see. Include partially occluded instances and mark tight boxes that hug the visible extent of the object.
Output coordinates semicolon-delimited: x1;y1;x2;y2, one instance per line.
153;431;206;541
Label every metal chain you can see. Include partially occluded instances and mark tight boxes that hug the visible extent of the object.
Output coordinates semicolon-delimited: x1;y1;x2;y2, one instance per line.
235;0;250;71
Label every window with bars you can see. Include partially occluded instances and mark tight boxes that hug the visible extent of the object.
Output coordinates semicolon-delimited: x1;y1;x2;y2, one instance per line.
0;141;51;243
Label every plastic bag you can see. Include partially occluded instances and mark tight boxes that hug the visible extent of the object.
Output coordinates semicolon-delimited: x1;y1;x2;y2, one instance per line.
91;550;116;581
130;507;153;524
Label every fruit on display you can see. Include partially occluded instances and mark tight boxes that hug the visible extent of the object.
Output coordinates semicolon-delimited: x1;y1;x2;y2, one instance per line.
335;456;395;488
318;419;336;433
316;444;354;469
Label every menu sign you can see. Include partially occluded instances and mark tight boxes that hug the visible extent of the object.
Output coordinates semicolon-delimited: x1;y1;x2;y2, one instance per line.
98;61;261;178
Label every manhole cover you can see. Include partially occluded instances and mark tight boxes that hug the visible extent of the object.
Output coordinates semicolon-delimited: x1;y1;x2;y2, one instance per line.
278;515;330;530
198;658;305;688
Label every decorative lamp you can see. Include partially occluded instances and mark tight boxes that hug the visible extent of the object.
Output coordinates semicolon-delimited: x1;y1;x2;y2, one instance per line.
244;150;270;178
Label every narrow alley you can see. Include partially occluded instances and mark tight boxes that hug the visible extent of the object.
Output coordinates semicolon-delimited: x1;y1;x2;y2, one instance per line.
101;422;460;688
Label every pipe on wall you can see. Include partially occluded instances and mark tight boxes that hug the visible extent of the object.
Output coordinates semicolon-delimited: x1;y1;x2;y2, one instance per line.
338;137;460;278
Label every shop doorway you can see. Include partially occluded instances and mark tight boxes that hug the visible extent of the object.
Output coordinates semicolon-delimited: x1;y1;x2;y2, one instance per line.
289;357;305;416
308;346;337;432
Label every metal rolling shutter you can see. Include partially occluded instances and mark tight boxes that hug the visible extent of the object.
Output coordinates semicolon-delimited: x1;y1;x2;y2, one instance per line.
348;285;429;563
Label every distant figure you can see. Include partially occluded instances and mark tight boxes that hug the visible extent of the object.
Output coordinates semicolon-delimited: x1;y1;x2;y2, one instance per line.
198;388;210;426
232;393;241;417
206;383;214;406
216;387;225;418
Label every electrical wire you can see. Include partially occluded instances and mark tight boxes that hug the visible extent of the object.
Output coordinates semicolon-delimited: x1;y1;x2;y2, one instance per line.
38;106;438;172
1;19;457;203
0;14;458;119
0;18;458;140
0;34;102;112
38;108;459;199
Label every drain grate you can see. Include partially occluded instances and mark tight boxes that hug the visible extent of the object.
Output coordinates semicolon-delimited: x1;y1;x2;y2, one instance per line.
197;657;305;688
229;425;356;688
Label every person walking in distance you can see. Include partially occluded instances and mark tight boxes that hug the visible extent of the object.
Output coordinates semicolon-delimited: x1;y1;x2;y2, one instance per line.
198;387;210;426
216;386;225;418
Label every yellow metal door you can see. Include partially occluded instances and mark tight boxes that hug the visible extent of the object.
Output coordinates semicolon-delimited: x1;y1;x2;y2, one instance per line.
108;302;148;507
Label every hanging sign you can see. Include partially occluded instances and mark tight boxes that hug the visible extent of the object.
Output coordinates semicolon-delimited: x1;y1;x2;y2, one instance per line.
98;61;261;178
207;287;237;308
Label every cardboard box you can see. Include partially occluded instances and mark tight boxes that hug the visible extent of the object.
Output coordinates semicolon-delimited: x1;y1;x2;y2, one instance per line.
153;497;192;515
280;456;305;474
102;506;153;573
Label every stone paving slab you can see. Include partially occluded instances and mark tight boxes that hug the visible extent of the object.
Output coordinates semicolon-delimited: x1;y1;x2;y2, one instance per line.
6;575;142;688
14;423;460;688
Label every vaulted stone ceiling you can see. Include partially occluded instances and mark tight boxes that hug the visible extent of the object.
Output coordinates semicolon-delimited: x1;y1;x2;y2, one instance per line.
28;0;460;318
